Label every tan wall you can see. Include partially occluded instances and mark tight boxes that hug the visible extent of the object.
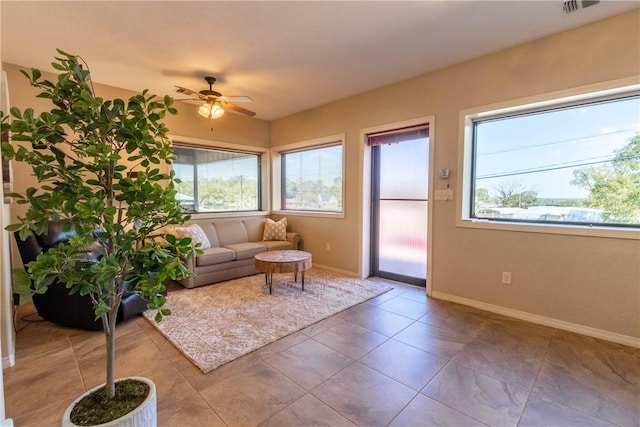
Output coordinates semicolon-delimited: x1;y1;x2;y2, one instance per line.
271;10;640;339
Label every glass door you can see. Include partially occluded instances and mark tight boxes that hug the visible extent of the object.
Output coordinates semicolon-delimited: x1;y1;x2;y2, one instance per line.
371;126;428;287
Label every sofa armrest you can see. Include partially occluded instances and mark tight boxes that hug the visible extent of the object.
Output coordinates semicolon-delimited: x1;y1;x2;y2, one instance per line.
286;232;301;250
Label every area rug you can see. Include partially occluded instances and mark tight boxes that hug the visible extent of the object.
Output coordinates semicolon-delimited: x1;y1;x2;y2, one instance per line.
144;268;392;373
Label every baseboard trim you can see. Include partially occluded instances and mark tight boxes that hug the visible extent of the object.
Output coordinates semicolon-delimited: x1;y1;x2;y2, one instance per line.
312;264;359;278
1;346;14;371
431;291;640;349
2;354;14;369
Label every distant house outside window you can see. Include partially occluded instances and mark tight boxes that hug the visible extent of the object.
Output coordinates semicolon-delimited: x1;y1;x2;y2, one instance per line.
281;143;343;213
467;92;640;229
172;145;261;212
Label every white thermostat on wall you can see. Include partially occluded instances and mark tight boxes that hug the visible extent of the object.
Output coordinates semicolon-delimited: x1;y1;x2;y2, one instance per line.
439;168;450;179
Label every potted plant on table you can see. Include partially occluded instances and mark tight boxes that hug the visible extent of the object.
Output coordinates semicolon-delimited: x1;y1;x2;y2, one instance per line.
1;50;195;426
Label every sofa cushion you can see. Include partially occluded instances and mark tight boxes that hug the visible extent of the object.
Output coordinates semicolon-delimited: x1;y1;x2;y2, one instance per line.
196;222;220;247
213;220;249;246
261;240;294;251
196;247;236;267
242;218;266;242
223;242;267;260
262;217;287;241
172;223;211;249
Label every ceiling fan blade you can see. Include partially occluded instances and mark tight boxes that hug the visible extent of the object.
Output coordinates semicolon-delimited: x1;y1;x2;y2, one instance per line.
221;95;253;103
175;85;206;100
222;102;256;117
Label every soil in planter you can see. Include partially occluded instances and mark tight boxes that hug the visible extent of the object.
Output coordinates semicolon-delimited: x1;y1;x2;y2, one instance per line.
70;379;150;426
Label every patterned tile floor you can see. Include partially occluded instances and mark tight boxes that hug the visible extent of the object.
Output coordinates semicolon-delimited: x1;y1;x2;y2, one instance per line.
4;278;639;426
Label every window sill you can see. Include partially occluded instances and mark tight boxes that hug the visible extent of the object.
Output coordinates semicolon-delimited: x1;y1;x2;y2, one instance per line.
272;209;345;219
456;218;640;240
187;211;268;220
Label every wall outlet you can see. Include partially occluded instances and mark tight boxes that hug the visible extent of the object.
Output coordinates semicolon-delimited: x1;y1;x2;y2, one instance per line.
325;243;331;251
502;272;512;284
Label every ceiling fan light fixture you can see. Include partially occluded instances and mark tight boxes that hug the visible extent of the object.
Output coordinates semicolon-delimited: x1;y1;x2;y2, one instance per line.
198;101;225;119
197;103;211;118
211;103;225;118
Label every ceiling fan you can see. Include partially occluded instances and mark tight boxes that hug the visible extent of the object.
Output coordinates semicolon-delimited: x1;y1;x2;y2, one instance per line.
175;76;255;119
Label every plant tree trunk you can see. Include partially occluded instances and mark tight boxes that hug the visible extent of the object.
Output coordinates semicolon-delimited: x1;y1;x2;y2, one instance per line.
104;306;119;399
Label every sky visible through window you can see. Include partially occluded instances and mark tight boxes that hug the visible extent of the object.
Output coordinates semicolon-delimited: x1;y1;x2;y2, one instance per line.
285;146;342;187
283;145;342;211
474;96;640;200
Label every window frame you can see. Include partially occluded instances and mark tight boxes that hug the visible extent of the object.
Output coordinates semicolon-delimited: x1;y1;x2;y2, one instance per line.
170;135;269;218
457;77;640;240
272;134;346;218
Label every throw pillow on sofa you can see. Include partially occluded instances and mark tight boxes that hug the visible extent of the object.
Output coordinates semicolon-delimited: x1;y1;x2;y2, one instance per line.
262;218;287;241
172;223;211;249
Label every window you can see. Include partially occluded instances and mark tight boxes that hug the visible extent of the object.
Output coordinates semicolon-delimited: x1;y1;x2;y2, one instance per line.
460;81;640;235
172;145;261;212
280;142;343;212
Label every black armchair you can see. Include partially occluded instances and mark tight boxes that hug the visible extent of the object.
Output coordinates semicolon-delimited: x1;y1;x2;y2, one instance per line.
13;220;149;331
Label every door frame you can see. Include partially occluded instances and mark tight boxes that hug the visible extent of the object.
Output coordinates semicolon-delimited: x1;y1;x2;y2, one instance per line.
359;116;435;296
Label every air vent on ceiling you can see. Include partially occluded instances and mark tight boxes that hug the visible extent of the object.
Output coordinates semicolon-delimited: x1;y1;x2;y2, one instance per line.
563;0;600;14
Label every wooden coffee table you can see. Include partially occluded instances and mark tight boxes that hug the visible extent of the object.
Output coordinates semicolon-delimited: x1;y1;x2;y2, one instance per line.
254;250;312;294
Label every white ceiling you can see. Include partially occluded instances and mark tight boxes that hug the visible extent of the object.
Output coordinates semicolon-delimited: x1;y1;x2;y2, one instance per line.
1;1;638;121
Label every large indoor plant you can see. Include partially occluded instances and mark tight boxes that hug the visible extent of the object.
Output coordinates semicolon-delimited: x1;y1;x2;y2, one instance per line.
0;50;195;425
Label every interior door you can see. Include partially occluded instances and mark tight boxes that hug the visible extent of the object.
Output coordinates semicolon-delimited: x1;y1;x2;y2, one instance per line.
370;126;428;287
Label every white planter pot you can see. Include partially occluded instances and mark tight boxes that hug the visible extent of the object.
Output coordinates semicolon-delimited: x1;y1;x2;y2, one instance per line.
62;376;157;427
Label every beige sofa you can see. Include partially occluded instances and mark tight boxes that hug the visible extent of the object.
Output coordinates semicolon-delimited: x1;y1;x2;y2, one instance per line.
176;217;300;289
